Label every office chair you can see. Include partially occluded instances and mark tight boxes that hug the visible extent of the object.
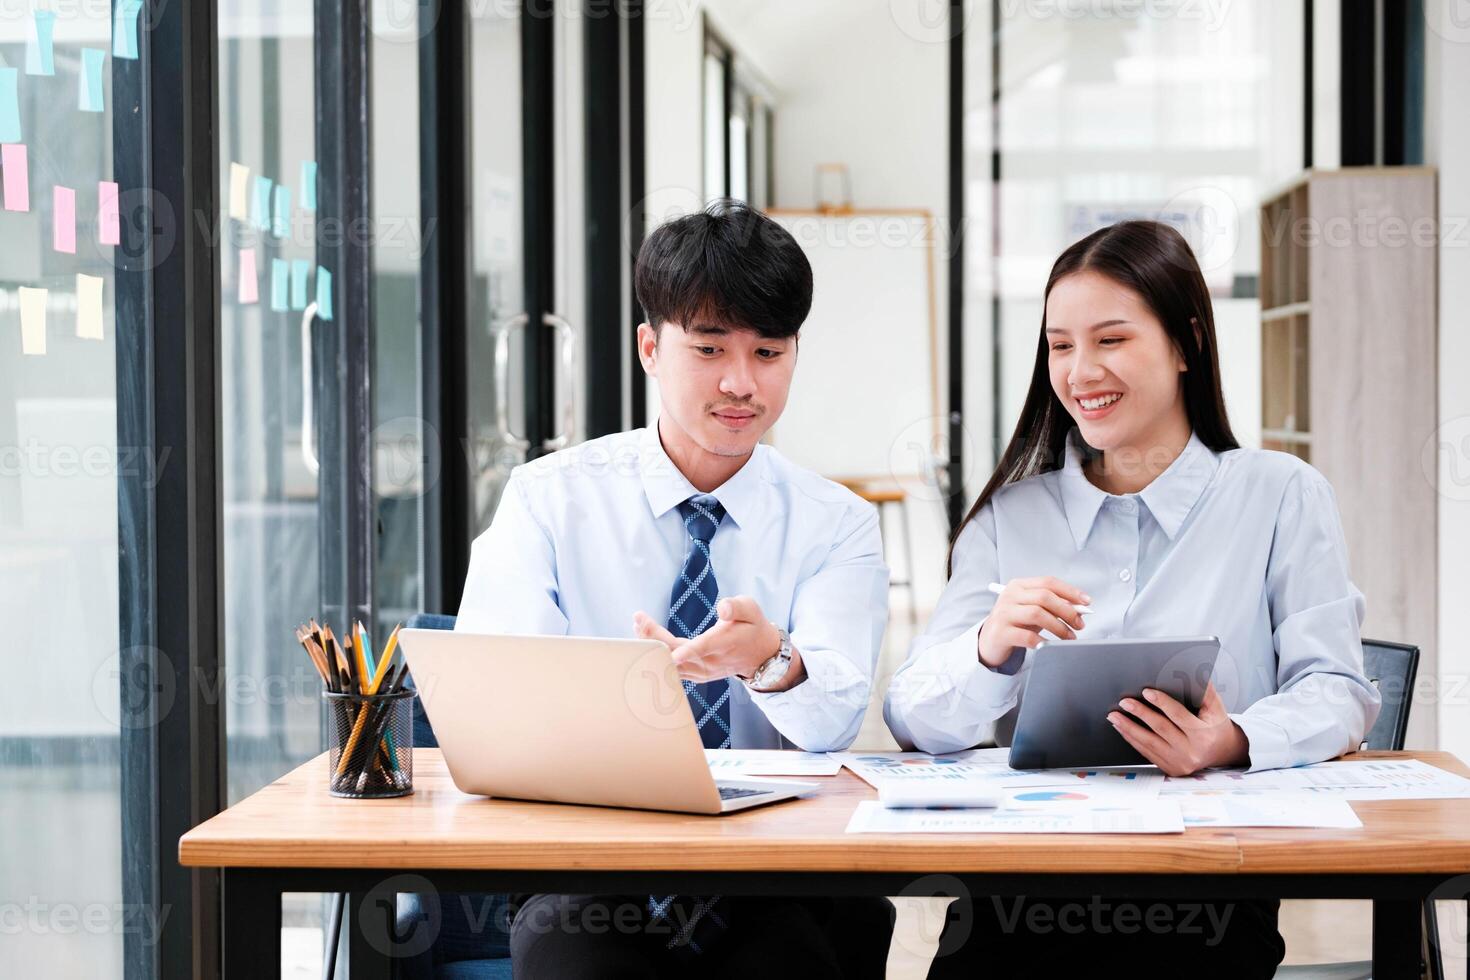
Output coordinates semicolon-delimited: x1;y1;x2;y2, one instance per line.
1274;639;1440;980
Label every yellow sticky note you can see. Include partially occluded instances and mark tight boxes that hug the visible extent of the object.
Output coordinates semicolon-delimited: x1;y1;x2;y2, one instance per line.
76;273;104;339
228;162;250;221
19;286;47;355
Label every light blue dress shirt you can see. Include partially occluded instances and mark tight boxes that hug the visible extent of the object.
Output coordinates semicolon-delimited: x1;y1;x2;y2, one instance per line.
455;425;890;752
884;428;1381;773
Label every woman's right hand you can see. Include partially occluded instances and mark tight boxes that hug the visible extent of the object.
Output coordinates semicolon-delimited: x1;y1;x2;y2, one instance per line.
977;576;1091;669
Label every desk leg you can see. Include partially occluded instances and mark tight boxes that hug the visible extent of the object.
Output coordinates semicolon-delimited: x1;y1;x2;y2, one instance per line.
1372;899;1424;980
222;870;281;980
345;888;395;980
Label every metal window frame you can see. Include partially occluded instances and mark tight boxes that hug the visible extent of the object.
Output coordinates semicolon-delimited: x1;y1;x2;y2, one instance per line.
115;0;226;977
703;18;734;201
420;0;472;614
628;0;648;429
315;0;377;635
585;0;626;438
950;0;972;531
1340;0;1378;165
1305;0;1315;168
523;2;557;458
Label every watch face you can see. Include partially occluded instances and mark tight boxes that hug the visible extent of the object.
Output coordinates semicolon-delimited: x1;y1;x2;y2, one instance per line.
758;656;789;688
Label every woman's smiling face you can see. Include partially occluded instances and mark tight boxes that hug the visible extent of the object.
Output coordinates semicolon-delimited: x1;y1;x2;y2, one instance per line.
1044;269;1189;454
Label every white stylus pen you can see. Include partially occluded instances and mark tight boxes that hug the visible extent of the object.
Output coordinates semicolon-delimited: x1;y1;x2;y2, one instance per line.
987;581;1093;615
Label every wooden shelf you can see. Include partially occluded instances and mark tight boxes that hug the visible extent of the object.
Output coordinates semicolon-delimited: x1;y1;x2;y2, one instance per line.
1257;166;1438;747
1261;302;1311;322
1260;430;1313;444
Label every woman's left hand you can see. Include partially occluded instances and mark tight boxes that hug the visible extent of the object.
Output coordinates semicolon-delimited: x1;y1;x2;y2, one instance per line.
1107;682;1249;776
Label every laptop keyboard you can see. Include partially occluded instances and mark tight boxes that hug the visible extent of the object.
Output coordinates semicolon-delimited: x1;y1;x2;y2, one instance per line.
718;785;771;801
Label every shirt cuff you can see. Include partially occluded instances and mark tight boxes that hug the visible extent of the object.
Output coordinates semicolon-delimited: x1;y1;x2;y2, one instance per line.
1229;711;1292;773
939;619;1026;713
746;647;862;752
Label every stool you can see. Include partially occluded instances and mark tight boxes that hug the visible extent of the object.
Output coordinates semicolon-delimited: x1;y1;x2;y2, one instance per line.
838;479;918;626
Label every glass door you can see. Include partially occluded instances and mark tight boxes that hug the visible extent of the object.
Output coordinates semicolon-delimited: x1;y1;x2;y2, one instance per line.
218;3;357;969
463;0;587;547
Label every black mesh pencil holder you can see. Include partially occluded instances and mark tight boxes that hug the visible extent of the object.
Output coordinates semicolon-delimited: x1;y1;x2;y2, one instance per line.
325;689;415;799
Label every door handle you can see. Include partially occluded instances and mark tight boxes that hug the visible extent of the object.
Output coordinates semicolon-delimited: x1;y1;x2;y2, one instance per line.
542;311;576;453
491;312;531;453
300;301;320;478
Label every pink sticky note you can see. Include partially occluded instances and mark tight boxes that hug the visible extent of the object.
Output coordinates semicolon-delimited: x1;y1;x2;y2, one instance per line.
53;186;76;253
98;180;120;245
2;143;29;212
238;248;259;304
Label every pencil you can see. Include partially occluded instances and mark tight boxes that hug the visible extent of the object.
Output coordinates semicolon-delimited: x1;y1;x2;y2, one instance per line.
335;657;407;780
327;625;354;691
298;630;330;686
317;626;341;693
345;663;412;782
352;622;370;695
360;621;378;682
366;625;399;695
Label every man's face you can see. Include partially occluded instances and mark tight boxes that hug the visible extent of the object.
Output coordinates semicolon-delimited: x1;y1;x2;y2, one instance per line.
637;320;798;459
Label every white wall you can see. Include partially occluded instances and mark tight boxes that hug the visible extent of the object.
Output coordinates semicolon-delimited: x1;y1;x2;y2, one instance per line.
1424;0;1470;760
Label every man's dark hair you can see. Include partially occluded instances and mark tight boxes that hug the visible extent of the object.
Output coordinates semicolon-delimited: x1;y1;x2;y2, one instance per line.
635;199;813;339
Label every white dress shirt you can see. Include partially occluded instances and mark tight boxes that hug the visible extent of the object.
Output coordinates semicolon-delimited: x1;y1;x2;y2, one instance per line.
884;428;1381;773
456;425;890;752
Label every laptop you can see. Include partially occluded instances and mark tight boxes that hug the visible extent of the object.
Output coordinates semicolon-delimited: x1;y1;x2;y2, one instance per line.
396;629;819;815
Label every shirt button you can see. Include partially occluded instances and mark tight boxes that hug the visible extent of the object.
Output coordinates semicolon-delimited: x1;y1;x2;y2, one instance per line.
1119;568;1133;582
1119;499;1136;513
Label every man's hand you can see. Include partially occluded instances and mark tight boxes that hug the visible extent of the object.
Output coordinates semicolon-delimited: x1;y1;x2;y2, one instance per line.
633;596;806;691
1106;682;1249;777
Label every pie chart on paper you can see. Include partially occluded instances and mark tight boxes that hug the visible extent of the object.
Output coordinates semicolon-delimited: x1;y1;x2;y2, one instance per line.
1013;790;1090;802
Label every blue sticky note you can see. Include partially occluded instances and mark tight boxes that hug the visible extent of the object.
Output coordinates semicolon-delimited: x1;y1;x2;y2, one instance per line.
290;260;310;311
300;160;318;211
272;185;291;238
251;175;272;230
79;48;106;112
316;267;334;321
113;0;143;60
270;259;290;312
0;68;20;143
27;11;57;76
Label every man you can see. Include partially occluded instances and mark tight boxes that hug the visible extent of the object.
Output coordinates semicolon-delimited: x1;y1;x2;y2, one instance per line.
456;201;893;978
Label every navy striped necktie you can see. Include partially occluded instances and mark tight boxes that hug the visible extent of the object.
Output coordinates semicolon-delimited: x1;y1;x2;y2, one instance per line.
667;494;730;749
650;493;731;955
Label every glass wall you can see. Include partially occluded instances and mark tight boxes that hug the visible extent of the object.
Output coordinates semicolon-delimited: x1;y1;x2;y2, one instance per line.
371;0;426;637
466;0;525;536
972;0;1308;470
218;0;324;808
0;4;129;974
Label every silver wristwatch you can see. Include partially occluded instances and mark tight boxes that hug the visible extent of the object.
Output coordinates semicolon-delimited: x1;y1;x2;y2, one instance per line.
744;626;793;693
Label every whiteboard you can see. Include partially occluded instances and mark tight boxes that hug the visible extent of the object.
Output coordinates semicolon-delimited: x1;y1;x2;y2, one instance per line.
767;211;938;481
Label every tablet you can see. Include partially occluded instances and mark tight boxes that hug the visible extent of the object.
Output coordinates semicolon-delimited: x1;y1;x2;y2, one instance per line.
1007;636;1221;770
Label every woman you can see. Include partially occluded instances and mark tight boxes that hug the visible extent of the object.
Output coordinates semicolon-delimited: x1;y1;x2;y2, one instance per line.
883;220;1381;978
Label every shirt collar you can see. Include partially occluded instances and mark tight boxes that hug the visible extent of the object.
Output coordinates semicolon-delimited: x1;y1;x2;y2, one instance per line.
1057;427;1219;549
637;422;765;529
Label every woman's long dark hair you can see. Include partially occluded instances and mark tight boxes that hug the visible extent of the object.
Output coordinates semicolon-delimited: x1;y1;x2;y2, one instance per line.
948;220;1239;575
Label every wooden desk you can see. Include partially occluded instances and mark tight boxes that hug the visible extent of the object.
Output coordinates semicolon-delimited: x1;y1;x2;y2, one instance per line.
181;749;1470;979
